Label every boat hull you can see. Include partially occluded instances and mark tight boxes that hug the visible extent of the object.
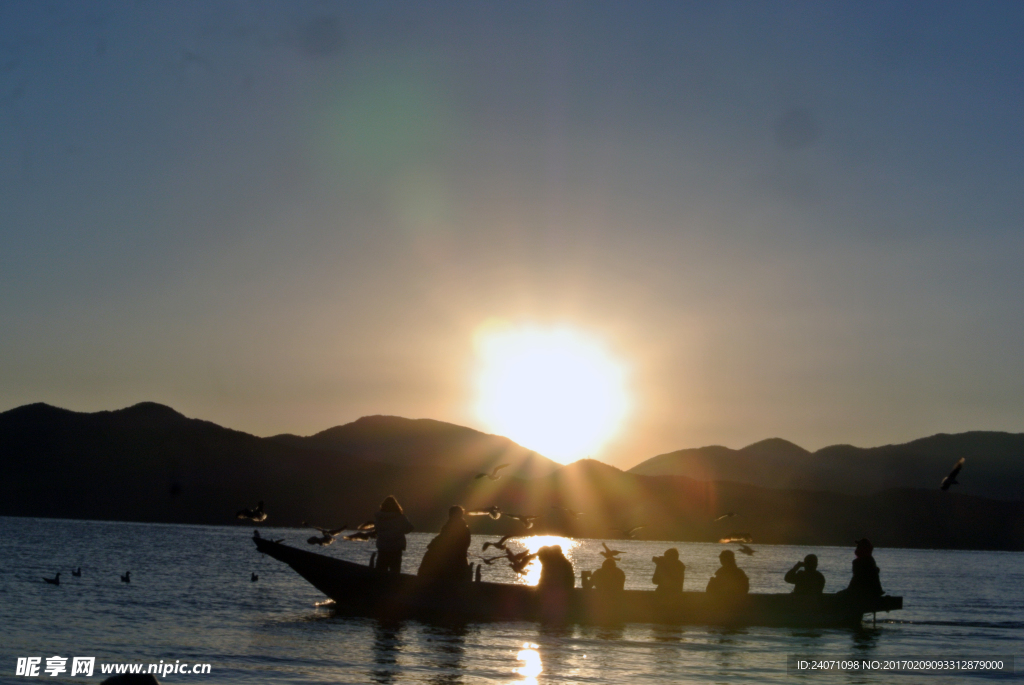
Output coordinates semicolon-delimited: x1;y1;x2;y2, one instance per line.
254;538;902;628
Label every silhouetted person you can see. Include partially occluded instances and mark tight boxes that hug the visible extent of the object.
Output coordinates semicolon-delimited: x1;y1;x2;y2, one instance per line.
591;557;625;593
418;505;471;583
784;554;825;595
537;545;575;591
652;548;685;593
840;539;883;598
375;495;414;574
706;550;749;595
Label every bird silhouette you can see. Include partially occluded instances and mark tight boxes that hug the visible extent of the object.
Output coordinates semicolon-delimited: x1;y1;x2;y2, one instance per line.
475;463;510;480
482;534;515;552
506;513;539;529
342;522;376;541
236;501;267;522
71;567;82;577
506;549;536;574
551;505;584;519
303;522;348;546
121;571;131;583
600;542;623;559
43;573;61;586
737;544;756;556
250;572;258;582
466;506;502;520
940;457;965;491
611;525;644;539
713;512;736;522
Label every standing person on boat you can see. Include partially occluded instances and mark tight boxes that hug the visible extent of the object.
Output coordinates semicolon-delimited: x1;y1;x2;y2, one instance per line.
706;549;749;595
374;495;415;574
652;548;685;593
591;557;626;593
784;554;825;595
418;505;472;582
840;538;883;597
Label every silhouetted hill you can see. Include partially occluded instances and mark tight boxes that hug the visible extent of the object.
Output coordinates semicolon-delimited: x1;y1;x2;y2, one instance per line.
0;402;554;531
271;414;558;478
628;432;1024;500
2;403;1022;549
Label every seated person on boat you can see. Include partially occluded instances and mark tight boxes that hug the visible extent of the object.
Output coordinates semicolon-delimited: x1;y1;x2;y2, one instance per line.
784;553;825;595
417;505;471;583
590;557;625;593
838;538;883;598
652;548;685;593
537;545;575;591
706;549;749;595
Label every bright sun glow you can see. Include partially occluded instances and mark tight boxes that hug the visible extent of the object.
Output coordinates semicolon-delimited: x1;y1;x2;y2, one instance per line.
474;325;630;464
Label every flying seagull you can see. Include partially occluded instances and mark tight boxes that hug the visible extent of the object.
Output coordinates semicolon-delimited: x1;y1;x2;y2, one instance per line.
600;542;623;560
342;522;377;541
475;463;511;480
737;544;756;556
505;548;537;574
506;513;540;529
719;534;753;544
940;457;965;491
713;512;736;522
551;505;584;519
482;534;515;552
466;506;502;520
236;501;267;522
611;525;645;539
303;522;348;546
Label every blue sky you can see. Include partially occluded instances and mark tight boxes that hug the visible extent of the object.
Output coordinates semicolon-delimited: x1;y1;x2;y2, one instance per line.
1;1;1021;467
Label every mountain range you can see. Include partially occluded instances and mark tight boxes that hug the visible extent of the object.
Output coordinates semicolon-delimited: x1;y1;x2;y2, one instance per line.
2;402;1022;550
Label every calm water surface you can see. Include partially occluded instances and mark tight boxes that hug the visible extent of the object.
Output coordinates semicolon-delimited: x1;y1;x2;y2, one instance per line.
2;517;1021;683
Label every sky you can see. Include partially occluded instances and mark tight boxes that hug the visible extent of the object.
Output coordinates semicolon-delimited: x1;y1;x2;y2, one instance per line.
1;0;1022;468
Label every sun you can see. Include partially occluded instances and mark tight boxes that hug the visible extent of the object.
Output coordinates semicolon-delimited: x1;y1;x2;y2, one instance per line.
473;324;630;464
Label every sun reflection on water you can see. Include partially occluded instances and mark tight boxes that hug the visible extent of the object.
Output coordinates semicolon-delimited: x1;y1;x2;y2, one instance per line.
514;642;542;684
513;535;578;587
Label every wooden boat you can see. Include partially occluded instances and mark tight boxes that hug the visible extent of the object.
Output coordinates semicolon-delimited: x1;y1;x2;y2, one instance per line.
254;537;902;628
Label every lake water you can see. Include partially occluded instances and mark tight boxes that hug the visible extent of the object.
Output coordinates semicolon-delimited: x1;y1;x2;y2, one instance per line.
2;517;1021;683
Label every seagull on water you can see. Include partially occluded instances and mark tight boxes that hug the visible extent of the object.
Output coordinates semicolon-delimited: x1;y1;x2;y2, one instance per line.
71;567;82;577
44;573;61;586
121;571;131;583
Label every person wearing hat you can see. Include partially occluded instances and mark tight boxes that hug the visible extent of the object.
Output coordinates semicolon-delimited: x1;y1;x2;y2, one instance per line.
652;548;685;593
706;549;749;595
784;554;825;595
842;538;883;597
